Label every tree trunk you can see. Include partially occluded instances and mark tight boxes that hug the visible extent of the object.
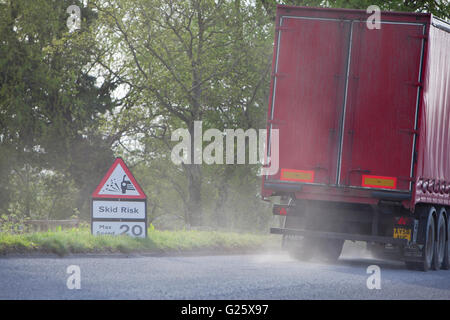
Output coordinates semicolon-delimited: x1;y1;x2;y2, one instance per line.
214;182;229;229
214;166;233;228
184;163;202;227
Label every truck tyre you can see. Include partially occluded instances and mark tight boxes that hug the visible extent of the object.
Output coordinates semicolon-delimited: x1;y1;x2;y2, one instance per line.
419;207;436;272
406;206;436;271
433;209;446;270
316;239;344;262
285;236;315;261
441;208;449;270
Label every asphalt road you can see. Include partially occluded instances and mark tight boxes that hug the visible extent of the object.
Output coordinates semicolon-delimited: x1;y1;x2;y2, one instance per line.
1;244;450;300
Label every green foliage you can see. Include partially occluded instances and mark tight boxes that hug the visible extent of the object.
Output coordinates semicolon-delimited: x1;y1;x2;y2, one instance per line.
0;228;268;256
0;0;117;220
259;0;450;20
94;0;274;227
7;166;79;219
0;213;31;234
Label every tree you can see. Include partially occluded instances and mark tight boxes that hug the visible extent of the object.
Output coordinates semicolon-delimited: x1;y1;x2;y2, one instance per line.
0;0;117;218
259;0;450;20
94;0;273;226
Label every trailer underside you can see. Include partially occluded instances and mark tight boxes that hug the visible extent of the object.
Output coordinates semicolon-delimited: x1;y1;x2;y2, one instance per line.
270;197;449;271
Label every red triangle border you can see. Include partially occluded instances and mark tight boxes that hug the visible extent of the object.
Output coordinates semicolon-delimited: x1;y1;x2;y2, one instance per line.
92;158;146;199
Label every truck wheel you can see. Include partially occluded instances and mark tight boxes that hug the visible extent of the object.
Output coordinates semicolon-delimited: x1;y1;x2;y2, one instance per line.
433;209;446;270
405;206;437;271
442;208;449;270
420;207;436;272
285;236;315;261
316;239;344;262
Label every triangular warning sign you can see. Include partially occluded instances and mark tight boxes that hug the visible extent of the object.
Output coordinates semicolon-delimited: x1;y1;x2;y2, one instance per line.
92;158;146;199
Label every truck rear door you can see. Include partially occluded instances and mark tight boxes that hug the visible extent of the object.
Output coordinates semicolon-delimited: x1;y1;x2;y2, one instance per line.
266;13;425;193
268;16;351;185
338;22;425;192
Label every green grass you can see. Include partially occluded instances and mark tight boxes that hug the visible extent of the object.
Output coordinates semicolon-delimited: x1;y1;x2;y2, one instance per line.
0;228;269;256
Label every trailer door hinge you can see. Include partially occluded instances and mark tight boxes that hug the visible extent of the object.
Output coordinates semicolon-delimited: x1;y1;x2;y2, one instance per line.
276;26;292;32
405;81;422;88
271;72;288;79
408;34;428;40
268;119;286;126
399;129;419;135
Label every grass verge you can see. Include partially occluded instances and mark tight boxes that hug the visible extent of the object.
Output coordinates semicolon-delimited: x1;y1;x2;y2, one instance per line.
0;228;269;256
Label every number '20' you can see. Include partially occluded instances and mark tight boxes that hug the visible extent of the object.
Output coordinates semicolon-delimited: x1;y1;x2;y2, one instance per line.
120;224;143;237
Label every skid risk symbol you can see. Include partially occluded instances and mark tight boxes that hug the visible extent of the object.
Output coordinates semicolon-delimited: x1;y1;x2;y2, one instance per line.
104;175;136;194
92;158;146;199
100;168;138;196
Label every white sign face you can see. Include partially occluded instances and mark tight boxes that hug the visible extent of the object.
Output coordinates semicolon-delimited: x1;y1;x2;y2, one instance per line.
92;221;146;238
98;163;141;196
92;200;146;219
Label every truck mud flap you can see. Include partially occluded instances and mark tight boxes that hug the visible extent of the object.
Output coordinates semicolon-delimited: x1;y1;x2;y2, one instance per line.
271;227;408;246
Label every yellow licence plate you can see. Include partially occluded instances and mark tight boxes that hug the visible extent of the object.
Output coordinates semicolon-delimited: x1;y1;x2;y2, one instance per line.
393;227;411;241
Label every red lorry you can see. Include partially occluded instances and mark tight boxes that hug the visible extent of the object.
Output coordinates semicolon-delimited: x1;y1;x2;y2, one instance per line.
262;5;450;271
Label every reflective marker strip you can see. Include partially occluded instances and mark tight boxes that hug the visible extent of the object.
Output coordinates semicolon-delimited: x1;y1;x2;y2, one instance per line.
362;175;397;189
280;169;315;183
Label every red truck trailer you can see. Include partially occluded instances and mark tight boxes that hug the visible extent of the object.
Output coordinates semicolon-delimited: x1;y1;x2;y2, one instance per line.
262;5;450;271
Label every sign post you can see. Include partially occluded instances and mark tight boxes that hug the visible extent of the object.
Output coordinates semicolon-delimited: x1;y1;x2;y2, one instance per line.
91;158;147;238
